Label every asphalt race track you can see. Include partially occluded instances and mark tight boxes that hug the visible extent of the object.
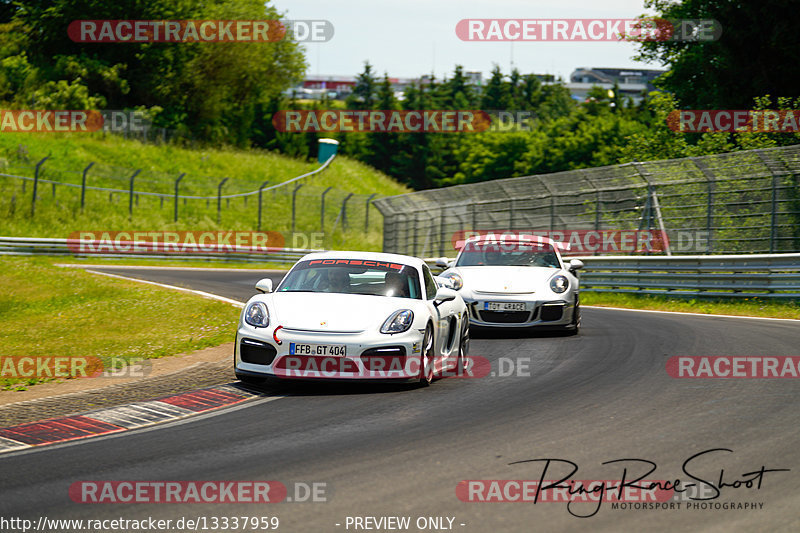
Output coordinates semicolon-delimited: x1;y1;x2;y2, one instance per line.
1;267;799;532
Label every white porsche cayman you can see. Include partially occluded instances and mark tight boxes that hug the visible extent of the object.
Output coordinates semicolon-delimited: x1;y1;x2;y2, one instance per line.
235;251;469;385
437;235;583;333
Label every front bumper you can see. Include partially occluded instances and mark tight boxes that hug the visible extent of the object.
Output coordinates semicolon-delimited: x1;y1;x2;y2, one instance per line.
463;296;576;328
234;325;427;381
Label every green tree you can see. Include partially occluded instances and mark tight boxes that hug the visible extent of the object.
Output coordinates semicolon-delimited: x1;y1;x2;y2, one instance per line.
636;0;800;109
481;65;510;110
346;61;377;110
7;0;306;145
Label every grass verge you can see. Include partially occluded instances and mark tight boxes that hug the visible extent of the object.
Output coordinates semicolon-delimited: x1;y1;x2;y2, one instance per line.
0;133;409;251
581;291;800;320
0;257;241;391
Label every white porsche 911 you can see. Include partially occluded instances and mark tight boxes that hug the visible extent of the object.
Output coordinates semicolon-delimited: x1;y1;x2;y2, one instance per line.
235;251;469;385
437;235;583;333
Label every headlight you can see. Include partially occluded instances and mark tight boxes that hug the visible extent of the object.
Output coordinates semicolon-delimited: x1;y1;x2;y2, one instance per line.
441;273;463;291
380;309;414;334
550;275;569;294
244;302;270;328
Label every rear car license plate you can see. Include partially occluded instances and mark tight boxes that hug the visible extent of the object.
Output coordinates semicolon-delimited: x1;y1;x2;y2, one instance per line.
484;302;526;311
289;343;346;356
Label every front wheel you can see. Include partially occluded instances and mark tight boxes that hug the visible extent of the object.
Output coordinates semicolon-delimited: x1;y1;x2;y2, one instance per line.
419;324;435;387
455;316;469;375
564;297;580;336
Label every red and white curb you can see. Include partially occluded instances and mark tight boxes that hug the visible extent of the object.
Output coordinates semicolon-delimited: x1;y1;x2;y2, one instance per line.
0;385;262;453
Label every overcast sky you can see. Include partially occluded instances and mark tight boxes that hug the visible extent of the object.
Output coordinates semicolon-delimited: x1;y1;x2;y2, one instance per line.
272;0;662;81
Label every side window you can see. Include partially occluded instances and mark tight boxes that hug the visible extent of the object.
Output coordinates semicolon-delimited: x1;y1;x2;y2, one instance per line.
422;265;438;300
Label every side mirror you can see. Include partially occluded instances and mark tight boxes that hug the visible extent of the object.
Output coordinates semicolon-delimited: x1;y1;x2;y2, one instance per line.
255;278;273;293
435;257;450;268
433;287;458;307
569;259;584;271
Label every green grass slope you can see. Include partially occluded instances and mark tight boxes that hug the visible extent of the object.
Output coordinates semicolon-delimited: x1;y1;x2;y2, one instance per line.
0;133;409;251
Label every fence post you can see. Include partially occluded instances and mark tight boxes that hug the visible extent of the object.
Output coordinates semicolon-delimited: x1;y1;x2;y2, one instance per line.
291;184;304;232
128;169;141;219
413;212;419;256
257;180;269;231
439;208;446;256
30;155;49;217
364;193;377;232
692;158;715;254
81;162;94;213
320;187;333;232
595;191;601;231
341;193;354;231
217;178;228;224
471;203;477;230
174;173;185;222
771;173;778;253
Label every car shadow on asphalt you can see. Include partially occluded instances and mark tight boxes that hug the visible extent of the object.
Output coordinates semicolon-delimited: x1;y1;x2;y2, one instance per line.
231;379;421;397
469;326;576;339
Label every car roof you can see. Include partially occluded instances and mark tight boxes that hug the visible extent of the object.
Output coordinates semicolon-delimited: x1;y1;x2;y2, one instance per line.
298;250;426;270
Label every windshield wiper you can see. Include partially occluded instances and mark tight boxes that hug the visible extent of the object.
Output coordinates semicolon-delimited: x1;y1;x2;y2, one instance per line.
279;289;318;292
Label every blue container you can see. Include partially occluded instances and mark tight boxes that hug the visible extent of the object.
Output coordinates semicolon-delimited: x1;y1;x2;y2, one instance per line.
317;138;339;164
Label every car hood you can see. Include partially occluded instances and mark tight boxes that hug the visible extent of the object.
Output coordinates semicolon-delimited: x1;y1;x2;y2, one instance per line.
268;292;417;332
454;266;558;294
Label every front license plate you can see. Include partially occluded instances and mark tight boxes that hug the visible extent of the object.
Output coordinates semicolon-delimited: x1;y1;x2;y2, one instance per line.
485;302;526;311
289;343;346;356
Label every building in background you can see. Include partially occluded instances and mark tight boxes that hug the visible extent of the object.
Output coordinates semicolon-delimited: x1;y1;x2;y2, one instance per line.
566;67;665;104
287;68;665;104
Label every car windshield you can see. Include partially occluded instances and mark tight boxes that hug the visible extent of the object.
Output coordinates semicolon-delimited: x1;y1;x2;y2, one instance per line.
277;259;422;299
456;241;561;268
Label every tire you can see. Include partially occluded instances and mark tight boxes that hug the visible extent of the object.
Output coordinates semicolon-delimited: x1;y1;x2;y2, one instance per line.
419;324;435;387
455;316;469;376
564;296;580;336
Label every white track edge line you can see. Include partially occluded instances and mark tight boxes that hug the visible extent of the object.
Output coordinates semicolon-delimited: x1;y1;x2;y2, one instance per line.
584;305;800;322
58;263;287;273
84;269;246;307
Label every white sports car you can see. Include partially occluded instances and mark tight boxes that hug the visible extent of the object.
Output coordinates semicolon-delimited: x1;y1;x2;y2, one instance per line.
235;251;469;385
437;235;583;333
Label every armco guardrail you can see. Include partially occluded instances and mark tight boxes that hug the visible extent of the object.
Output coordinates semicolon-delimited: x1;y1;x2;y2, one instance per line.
0;236;317;264
573;254;800;299
6;237;800;298
428;254;800;299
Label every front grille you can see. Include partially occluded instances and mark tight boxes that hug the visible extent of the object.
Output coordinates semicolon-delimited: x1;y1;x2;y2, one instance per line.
360;346;406;358
478;310;532;323
361;346;407;372
540;304;565;321
240;338;278;365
